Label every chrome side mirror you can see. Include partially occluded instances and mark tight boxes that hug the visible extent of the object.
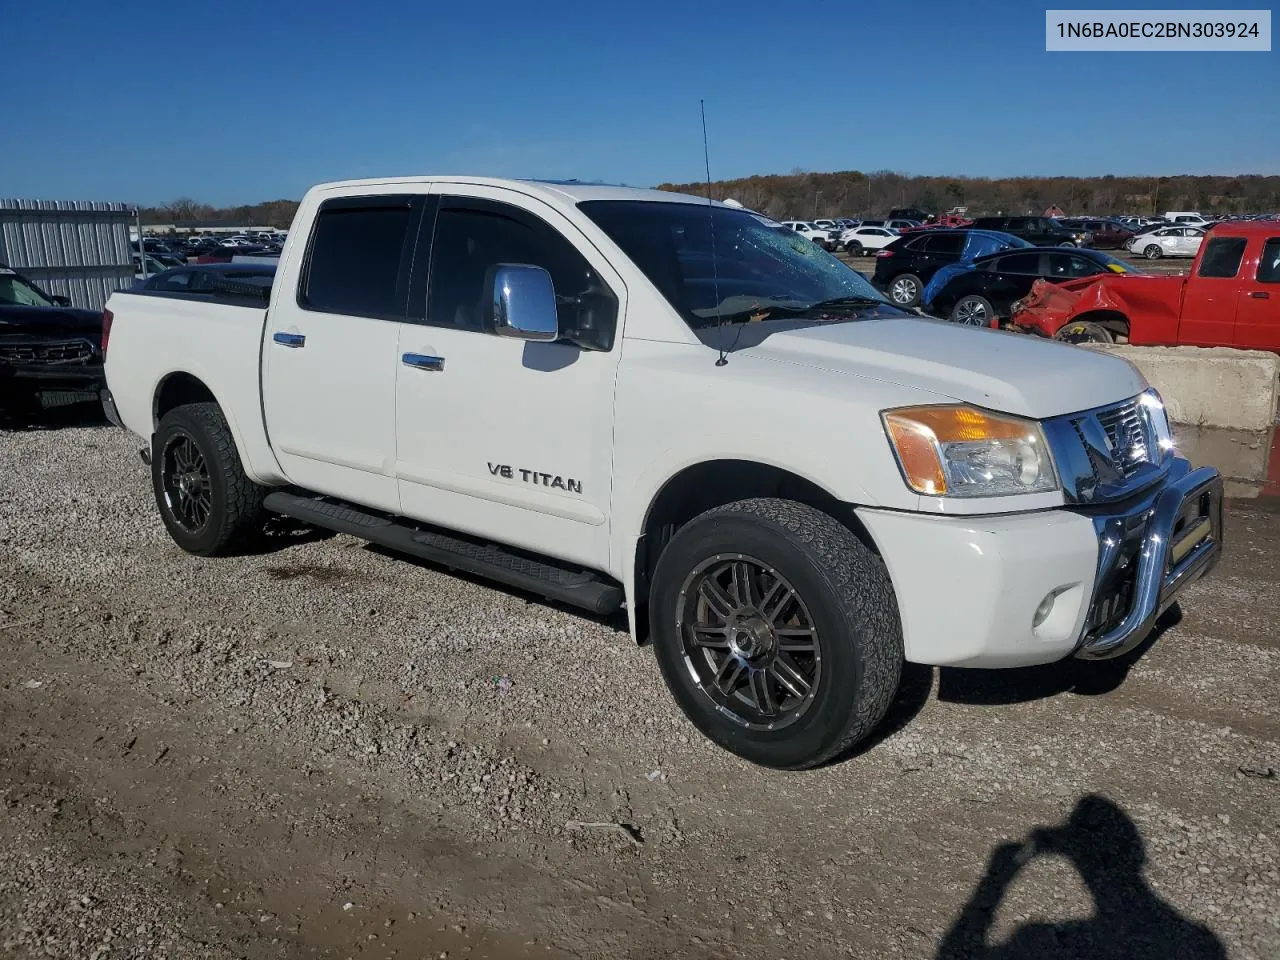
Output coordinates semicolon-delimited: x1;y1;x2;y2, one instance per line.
488;264;558;342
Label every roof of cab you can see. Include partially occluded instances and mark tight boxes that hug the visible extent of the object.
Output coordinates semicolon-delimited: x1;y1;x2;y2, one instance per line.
1203;219;1280;237
305;175;716;207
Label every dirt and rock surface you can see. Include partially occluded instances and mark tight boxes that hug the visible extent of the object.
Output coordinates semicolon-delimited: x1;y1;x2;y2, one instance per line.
1;411;1277;959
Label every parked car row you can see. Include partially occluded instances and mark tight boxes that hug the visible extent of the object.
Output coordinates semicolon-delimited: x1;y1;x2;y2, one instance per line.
865;217;1278;352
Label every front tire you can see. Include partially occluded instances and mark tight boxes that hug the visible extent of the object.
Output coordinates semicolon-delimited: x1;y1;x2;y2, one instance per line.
1144;244;1163;259
888;273;923;308
1055;320;1117;344
650;498;903;769
951;294;995;326
845;240;864;256
152;402;265;556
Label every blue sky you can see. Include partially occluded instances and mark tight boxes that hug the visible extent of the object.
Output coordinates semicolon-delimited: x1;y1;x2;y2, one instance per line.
3;0;1276;205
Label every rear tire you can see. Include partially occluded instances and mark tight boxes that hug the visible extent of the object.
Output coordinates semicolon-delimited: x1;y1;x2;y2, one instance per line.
888;273;923;308
152;402;265;556
1054;320;1117;344
1144;244;1163;259
950;294;995;327
649;498;903;769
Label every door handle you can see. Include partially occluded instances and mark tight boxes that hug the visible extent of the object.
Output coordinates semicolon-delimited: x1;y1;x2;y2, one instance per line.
1249;291;1270;300
402;352;445;371
272;332;306;348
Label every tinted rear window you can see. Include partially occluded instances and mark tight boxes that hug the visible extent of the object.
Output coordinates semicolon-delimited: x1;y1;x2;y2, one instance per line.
302;203;414;317
923;233;965;254
1197;237;1247;278
993;252;1042;273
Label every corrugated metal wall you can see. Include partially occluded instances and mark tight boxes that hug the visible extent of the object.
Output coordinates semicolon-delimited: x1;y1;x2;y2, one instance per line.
0;199;136;311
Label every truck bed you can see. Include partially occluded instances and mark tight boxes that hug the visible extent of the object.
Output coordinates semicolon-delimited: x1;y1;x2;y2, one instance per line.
104;290;282;484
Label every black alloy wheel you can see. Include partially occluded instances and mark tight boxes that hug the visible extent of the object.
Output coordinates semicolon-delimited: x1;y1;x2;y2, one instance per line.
676;554;822;731
161;433;213;533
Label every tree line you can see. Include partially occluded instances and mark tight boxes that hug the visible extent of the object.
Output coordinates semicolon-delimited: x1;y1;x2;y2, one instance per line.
141;171;1280;227
656;171;1280;219
139;197;301;228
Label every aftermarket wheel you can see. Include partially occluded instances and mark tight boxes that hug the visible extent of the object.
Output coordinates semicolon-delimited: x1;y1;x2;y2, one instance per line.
951;294;994;326
650;498;903;769
1144;244;1163;259
152;402;265;556
888;273;923;308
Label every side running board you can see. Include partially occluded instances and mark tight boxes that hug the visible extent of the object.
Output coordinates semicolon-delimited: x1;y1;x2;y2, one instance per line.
262;492;624;616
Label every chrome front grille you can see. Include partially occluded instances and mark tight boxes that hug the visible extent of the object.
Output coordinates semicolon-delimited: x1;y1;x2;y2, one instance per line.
1096;400;1152;479
1045;393;1168;504
0;338;96;365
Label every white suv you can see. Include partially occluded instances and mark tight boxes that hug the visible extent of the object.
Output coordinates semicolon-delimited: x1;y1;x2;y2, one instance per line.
781;221;836;250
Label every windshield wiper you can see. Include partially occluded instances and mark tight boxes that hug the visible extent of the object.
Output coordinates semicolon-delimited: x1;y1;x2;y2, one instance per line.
699;295;889;327
805;295;890;309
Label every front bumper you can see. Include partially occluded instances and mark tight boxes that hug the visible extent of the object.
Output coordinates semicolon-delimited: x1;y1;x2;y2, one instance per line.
856;457;1223;668
0;361;105;395
1073;459;1223;659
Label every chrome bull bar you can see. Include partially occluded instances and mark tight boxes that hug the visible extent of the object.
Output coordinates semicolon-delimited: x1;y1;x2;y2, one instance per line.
1074;459;1224;660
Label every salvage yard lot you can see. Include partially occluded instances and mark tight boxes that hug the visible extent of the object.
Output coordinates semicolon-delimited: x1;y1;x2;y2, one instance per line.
1;420;1278;959
841;249;1195;278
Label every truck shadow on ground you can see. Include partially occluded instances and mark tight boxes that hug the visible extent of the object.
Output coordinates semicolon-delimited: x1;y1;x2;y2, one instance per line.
0;398;109;431
934;605;1182;707
936;793;1227;959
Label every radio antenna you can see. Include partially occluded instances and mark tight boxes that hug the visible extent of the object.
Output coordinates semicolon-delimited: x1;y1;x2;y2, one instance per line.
701;100;728;367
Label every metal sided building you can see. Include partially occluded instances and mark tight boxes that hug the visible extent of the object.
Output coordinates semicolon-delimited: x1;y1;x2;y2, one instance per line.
0;199;136;311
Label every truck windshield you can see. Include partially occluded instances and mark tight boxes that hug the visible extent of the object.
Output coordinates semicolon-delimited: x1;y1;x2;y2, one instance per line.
578;200;892;328
0;269;54;307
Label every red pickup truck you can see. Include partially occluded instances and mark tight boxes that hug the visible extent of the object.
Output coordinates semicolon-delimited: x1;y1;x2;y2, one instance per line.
1011;221;1280;351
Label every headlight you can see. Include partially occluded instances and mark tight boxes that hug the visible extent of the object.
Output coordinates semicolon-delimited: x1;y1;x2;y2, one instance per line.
1139;388;1176;462
882;405;1059;497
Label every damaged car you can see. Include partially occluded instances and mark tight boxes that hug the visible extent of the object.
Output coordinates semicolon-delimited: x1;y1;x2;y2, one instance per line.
1013;221;1280;349
0;264;105;418
924;247;1140;327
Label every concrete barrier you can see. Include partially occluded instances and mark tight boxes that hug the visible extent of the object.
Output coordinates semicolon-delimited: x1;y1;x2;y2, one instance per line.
1080;344;1279;431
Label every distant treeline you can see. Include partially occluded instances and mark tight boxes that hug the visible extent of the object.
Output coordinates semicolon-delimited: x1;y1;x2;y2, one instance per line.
656;171;1280;220
142;171;1280;227
138;197;301;228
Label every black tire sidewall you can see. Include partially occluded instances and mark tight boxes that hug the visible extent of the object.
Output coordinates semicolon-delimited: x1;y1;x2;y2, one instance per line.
152;407;239;555
650;512;878;769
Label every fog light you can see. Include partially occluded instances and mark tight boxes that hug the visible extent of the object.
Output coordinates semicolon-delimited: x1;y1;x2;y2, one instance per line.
1032;591;1057;628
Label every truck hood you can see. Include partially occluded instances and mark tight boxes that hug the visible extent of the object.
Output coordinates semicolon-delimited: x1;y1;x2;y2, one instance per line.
737;316;1146;419
0;304;102;340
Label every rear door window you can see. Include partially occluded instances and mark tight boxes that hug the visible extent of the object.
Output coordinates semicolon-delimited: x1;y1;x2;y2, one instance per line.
1197;237;1248;278
300;196;419;319
923;233;965;254
994;252;1042;274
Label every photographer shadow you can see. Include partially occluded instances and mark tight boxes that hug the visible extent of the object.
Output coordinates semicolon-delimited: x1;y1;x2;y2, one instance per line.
937;794;1226;960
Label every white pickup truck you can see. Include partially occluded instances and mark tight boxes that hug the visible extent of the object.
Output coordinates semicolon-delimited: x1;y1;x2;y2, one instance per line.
102;176;1224;769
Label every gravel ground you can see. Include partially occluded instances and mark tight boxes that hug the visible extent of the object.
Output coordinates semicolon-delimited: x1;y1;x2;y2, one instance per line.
1;410;1277;959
